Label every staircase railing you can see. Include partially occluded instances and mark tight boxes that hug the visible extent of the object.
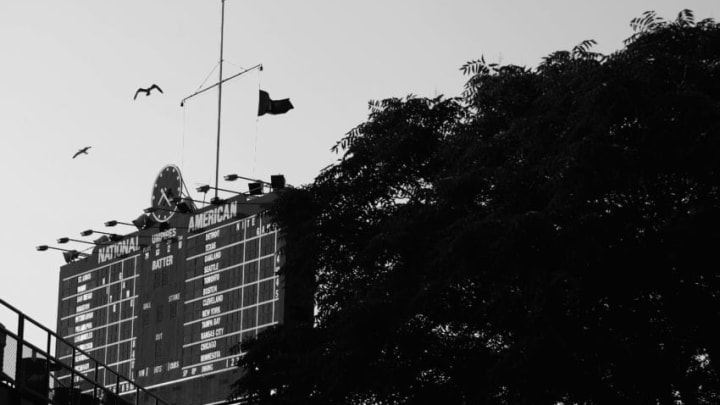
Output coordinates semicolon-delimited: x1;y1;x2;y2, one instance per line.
1;297;170;405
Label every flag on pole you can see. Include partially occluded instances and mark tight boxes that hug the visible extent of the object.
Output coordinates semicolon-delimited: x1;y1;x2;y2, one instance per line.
258;90;294;116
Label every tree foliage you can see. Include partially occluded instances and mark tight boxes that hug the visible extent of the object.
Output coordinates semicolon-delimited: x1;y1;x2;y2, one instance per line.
233;11;720;404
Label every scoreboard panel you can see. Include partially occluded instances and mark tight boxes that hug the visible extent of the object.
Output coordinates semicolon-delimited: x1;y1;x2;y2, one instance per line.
56;192;285;404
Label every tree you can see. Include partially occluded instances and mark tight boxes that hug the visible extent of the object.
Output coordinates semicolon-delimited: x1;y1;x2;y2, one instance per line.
233;10;720;404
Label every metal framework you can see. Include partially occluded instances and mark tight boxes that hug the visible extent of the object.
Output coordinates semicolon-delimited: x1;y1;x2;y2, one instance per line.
0;298;170;405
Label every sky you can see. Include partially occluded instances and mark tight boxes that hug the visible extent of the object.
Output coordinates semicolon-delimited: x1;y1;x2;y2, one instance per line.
0;0;718;346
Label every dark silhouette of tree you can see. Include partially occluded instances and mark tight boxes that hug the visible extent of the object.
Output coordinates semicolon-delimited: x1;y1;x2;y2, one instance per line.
232;10;720;404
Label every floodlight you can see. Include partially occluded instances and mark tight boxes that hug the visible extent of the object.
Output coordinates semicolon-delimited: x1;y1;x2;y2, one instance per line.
36;245;89;263
57;237;100;246
171;197;197;214
63;250;81;263
132;214;155;230
197;184;243;196
224;174;270;185
81;229;123;242
270;175;286;190
248;182;263;195
104;220;135;228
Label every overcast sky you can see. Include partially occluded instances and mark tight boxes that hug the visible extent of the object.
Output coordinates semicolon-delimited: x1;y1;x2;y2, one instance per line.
1;0;718;344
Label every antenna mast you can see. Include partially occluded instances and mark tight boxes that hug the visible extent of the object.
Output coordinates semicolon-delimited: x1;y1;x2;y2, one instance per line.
214;0;226;202
180;0;262;199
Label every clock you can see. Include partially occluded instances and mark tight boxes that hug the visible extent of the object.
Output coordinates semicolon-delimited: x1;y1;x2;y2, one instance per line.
151;164;183;223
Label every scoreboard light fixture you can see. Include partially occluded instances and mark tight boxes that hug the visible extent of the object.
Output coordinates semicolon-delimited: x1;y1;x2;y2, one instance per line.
104;220;135;228
63;250;83;263
224;173;271;186
270;174;286;190
224;173;289;193
56;237;101;246
196;184;245;196
94;235;110;245
132;214;155;230
177;202;194;213
248;182;263;195
36;245;89;263
80;229;123;242
171;196;197;214
143;206;177;214
225;173;290;190
106;217;155;231
176;196;208;205
174;196;223;207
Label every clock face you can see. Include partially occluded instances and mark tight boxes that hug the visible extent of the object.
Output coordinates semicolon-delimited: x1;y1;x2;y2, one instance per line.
151;165;183;223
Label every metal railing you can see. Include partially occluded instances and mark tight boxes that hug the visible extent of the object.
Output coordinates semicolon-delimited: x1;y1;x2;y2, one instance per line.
0;297;170;405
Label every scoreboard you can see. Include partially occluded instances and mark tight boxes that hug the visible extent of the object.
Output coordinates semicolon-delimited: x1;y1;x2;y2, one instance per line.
55;189;286;405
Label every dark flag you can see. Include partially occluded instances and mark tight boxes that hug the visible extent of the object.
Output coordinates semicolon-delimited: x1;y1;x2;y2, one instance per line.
258;90;294;116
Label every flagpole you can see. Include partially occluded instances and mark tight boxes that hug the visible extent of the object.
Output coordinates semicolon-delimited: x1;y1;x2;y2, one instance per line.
213;0;226;202
180;1;267;198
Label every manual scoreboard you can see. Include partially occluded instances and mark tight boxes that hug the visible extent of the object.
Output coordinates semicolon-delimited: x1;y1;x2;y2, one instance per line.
55;183;286;404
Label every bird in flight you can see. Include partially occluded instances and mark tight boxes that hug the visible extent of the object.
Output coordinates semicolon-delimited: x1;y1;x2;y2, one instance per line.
73;146;91;159
134;84;163;100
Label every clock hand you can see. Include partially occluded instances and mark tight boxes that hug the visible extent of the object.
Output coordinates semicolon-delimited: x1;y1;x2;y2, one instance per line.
159;188;175;208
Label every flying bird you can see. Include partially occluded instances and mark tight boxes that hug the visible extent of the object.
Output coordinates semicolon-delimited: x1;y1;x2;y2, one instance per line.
73;146;91;159
134;84;163;100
